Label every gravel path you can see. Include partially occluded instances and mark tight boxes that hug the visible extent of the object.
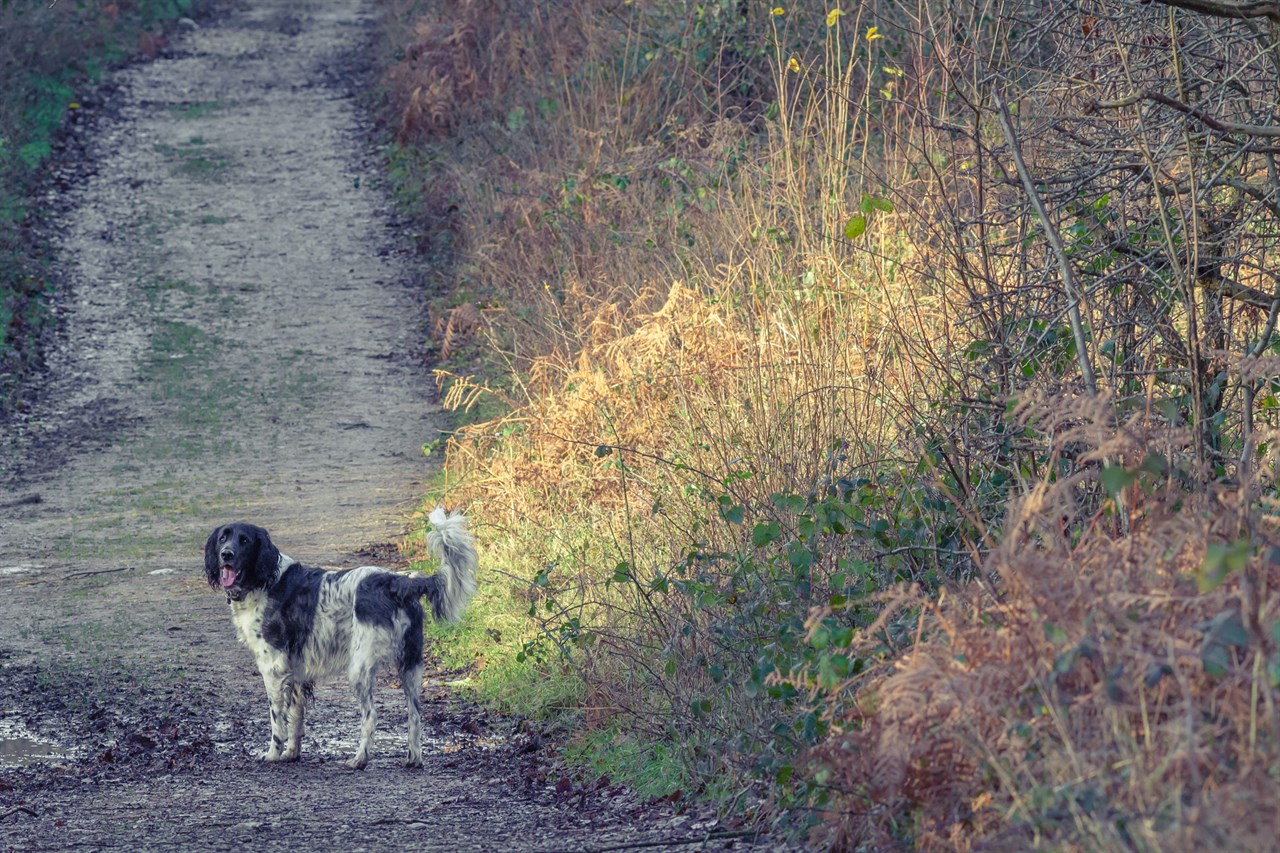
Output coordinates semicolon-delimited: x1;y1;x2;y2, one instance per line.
0;0;764;848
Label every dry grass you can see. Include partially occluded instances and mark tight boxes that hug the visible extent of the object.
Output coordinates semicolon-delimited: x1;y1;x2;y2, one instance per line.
377;0;1280;846
810;397;1280;850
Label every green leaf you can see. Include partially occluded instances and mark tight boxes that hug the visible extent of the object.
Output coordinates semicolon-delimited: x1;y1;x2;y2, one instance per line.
844;214;867;240
719;503;745;524
1201;608;1249;647
752;520;782;547
1198;539;1251;593
868;195;894;213
1202;642;1230;678
1199;608;1249;678
612;562;630;583
787;542;815;569
1043;621;1069;645
1099;465;1137;496
1138;453;1169;476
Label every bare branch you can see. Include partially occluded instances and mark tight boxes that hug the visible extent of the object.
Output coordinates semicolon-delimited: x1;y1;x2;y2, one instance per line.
1096;89;1280;137
1143;0;1280;20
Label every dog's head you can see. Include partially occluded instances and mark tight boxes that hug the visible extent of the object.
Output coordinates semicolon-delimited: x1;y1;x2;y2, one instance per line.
204;522;280;601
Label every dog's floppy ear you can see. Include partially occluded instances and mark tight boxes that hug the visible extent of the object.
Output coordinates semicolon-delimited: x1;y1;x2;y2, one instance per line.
252;526;281;585
203;527;223;589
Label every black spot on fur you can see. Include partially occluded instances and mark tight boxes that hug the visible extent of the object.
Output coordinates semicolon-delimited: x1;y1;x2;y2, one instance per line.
419;575;448;622
354;573;431;670
260;563;328;657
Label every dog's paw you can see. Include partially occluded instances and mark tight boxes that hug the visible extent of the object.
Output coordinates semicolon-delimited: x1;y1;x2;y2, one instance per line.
258;750;281;763
405;754;423;769
280;749;301;762
346;754;369;771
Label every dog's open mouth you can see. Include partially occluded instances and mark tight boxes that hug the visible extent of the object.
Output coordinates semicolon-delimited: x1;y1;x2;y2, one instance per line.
220;565;238;589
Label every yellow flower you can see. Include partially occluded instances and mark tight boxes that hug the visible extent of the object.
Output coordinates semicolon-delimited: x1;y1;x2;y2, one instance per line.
825;8;843;27
788;57;801;73
771;6;785;15
866;26;883;41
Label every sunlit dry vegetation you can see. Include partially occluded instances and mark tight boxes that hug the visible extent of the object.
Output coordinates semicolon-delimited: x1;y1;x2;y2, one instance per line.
379;0;1280;846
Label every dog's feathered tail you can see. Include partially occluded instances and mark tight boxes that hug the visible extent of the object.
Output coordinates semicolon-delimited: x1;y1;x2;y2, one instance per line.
423;507;478;623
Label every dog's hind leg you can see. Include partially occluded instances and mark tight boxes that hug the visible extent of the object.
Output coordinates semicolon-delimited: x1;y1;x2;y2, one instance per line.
281;682;306;761
347;627;379;770
401;662;424;768
346;667;377;770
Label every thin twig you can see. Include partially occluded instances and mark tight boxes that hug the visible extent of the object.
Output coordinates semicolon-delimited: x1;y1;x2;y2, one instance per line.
64;567;133;580
0;806;38;820
991;86;1099;395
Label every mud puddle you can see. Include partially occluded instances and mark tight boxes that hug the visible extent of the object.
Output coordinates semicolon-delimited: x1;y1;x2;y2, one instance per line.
0;722;71;768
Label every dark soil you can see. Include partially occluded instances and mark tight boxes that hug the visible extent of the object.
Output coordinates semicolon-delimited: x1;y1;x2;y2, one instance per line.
0;0;777;848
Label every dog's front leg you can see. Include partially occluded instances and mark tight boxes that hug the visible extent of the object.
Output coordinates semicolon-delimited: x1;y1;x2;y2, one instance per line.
280;682;306;761
258;668;292;762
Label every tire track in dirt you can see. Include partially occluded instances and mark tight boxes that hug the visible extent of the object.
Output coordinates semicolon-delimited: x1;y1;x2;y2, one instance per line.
0;0;756;848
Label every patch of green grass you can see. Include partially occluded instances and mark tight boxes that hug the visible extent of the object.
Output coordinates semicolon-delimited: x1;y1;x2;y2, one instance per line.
154;140;231;182
563;727;689;799
168;100;226;120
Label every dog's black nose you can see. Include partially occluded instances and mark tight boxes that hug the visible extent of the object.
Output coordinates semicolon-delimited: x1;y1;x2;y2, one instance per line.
220;548;233;561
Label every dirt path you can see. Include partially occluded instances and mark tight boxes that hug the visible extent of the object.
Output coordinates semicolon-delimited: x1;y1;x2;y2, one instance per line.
0;0;755;849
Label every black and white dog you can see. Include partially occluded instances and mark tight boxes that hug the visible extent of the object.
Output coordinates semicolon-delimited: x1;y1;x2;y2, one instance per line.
203;509;477;769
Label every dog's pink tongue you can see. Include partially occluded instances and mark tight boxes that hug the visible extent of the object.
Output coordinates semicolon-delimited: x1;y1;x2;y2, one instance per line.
220;566;236;588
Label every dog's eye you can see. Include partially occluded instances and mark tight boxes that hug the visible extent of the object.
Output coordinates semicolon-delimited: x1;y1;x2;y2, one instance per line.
239;535;248;545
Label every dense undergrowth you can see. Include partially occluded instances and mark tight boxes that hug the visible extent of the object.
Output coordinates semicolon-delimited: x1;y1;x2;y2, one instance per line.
377;0;1280;848
0;0;199;404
